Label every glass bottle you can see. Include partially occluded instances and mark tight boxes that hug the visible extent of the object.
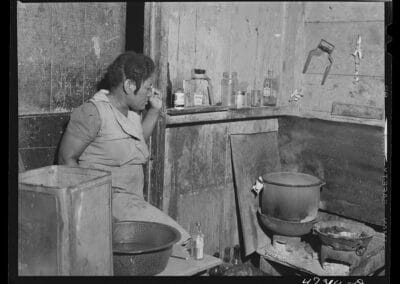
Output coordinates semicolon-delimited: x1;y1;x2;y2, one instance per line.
193;222;204;260
262;70;272;105
166;62;173;108
231;72;239;107
231;245;241;265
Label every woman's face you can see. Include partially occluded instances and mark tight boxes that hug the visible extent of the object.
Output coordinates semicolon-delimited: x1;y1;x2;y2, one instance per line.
126;78;153;111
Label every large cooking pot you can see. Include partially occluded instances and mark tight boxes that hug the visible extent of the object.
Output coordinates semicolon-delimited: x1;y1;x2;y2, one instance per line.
261;172;325;222
112;221;181;276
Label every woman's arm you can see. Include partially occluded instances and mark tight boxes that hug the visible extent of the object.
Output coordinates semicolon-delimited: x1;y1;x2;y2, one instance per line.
58;103;100;166
142;88;162;140
58;132;91;166
142;108;161;140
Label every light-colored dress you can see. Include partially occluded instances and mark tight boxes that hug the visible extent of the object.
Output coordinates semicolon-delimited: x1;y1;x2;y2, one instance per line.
66;90;190;244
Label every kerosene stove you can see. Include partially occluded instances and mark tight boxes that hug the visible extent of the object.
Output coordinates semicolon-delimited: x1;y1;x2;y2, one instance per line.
319;243;364;270
315;220;375;271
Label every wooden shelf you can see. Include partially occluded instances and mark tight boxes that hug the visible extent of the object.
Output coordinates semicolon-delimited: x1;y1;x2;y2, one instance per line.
165;106;283;126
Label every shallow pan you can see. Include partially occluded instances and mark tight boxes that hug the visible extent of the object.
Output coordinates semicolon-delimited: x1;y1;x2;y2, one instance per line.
257;209;317;237
113;221;181;276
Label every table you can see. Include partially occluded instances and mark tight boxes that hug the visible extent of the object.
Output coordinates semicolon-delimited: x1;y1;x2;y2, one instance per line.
157;254;222;276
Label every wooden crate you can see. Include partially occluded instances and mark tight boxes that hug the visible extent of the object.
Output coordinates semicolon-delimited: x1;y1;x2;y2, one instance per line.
18;165;113;275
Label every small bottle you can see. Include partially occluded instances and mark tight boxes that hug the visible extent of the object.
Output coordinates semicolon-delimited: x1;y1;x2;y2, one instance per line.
193;222;204;260
231;72;239;107
263;70;272;98
221;72;230;106
166;62;173;108
231;245;241;265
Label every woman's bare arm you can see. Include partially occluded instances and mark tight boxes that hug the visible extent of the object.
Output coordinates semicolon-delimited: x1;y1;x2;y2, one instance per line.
58;132;91;166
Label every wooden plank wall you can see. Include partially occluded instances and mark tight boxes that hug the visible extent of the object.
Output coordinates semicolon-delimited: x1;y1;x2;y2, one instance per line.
17;2;126;114
164;2;285;103
164;119;278;255
17;3;126;170
299;2;385;123
278;117;385;226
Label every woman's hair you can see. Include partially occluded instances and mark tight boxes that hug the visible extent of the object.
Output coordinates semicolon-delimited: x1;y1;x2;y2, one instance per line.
97;51;155;94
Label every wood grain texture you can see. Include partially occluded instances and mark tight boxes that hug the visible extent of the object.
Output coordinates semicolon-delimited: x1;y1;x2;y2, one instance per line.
17;3;52;113
300;74;385;115
17;3;126;114
163;118;278;255
305;2;384;23
278;117;385;226
279;2;305;107
331;102;384;120
304;22;384;76
230;132;281;256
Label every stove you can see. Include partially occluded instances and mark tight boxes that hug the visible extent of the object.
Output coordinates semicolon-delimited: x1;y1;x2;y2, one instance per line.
319;244;363;270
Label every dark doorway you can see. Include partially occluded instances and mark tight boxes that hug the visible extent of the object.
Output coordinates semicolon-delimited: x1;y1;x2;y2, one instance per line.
125;1;145;53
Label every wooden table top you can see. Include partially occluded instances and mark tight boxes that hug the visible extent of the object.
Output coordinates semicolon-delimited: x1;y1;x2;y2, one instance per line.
157;254;222;276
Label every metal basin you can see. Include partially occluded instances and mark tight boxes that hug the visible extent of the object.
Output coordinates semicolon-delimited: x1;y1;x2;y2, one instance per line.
112;221;181;276
258;209;317;236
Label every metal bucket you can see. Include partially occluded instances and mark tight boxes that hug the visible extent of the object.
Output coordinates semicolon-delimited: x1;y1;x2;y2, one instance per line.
112;221;181;276
261;172;325;222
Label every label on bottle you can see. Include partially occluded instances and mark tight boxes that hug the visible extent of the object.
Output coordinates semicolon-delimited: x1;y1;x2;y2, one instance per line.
174;91;185;109
194;92;203;106
263;86;271;97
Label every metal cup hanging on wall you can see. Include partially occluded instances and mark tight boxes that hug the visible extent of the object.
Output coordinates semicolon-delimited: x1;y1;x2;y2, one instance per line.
303;39;335;85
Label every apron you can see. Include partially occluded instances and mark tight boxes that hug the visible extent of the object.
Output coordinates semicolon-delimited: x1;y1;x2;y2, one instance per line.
78;90;190;244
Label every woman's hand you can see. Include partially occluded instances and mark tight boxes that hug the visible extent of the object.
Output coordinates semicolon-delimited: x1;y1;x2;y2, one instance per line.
148;87;163;111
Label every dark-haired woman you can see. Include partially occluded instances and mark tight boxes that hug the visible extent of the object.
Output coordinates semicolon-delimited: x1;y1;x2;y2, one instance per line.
58;52;190;244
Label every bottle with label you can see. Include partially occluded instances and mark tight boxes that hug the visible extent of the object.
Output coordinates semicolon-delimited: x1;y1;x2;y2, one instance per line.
174;88;185;110
263;70;276;106
193;222;204;260
231;72;239;107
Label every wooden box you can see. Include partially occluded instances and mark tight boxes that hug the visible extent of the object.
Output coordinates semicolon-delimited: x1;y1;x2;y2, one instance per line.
18;166;113;275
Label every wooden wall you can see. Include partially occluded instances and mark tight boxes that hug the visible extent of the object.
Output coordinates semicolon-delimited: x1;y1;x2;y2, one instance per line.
17;2;126;114
17;3;126;170
163;119;279;255
278;117;385;226
157;2;386;255
164;2;285;103
299;2;385;122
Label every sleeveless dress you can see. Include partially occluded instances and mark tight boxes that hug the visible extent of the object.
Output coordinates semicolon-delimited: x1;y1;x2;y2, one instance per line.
77;90;190;244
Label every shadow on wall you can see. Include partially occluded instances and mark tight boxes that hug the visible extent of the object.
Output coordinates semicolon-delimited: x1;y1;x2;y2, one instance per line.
278;129;325;182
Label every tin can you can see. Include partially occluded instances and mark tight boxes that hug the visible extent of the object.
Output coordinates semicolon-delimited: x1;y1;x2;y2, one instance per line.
236;91;245;108
174;89;185;109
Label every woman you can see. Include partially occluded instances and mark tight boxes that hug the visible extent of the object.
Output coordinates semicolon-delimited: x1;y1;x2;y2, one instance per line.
58;51;190;244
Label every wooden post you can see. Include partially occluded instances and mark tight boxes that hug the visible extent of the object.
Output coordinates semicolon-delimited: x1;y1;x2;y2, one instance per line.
143;2;169;209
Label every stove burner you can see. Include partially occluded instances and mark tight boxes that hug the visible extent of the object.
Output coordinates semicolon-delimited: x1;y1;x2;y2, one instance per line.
272;235;301;248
